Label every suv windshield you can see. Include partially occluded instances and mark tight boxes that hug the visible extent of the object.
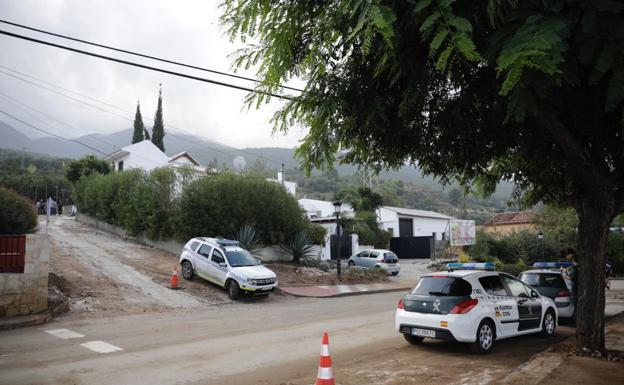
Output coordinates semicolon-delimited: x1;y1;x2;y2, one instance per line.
412;276;472;296
520;273;565;288
225;250;259;267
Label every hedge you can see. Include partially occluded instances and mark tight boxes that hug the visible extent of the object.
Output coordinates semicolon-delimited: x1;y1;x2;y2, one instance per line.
74;170;312;245
0;186;37;235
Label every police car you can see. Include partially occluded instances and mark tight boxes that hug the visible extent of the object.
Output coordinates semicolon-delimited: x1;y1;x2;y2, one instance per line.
395;263;558;354
179;237;278;300
519;262;575;319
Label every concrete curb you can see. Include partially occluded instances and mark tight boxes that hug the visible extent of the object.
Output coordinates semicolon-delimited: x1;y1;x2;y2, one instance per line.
277;285;411;298
0;313;50;331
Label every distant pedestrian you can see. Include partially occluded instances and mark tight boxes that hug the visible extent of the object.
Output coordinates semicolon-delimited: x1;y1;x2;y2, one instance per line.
36;200;41;215
606;262;613;290
58;202;63;215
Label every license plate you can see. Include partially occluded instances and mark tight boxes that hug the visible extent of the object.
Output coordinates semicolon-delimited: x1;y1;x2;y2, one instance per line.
412;328;436;338
262;286;272;291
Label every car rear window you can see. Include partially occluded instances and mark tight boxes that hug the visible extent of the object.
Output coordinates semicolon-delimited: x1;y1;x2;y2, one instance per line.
520;273;565;288
412;276;472;296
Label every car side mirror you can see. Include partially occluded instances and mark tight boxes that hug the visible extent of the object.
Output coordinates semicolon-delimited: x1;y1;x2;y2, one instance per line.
531;290;539;298
218;262;226;267
254;257;262;264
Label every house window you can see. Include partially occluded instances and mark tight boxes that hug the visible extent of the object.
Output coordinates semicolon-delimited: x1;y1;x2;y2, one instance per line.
118;161;124;171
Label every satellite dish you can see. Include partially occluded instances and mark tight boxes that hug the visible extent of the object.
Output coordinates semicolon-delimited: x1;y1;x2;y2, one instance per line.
233;156;247;172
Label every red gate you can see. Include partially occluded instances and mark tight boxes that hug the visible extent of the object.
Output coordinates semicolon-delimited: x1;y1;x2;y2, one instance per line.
0;236;26;273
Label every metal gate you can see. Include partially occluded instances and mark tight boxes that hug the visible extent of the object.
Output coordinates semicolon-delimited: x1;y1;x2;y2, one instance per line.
0;235;26;273
390;236;432;259
330;234;352;260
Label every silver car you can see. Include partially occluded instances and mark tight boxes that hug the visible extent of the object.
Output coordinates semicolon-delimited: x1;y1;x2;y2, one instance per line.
347;249;400;275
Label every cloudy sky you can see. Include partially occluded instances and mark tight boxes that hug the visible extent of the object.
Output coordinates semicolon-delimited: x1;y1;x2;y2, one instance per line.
0;0;306;148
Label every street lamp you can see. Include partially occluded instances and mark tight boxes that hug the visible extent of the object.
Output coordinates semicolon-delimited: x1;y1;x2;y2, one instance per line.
538;230;544;259
333;200;342;280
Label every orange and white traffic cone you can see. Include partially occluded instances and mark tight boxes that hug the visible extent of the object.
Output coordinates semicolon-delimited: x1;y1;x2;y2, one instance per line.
315;332;335;385
170;266;179;289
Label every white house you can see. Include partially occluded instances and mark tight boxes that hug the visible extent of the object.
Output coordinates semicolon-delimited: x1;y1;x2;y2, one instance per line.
104;140;205;175
298;198;354;219
377;206;453;240
104;140;171;172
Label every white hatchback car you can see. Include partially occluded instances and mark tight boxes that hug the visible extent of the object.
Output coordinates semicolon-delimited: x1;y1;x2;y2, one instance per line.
395;263;558;354
179;237;278;300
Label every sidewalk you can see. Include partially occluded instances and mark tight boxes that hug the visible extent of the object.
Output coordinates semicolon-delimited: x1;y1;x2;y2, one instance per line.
278;283;412;298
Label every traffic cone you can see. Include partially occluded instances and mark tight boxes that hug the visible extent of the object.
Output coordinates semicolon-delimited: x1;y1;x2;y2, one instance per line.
315;332;335;385
170;267;179;289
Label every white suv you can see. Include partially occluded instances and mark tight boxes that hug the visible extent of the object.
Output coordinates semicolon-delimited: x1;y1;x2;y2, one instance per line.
179;237;278;300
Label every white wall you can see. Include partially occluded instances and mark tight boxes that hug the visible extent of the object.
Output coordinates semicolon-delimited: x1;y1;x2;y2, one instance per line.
299;199;354;218
377;207;449;240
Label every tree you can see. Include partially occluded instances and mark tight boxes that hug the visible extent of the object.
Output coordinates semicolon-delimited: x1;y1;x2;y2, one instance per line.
221;0;624;352
132;102;146;144
65;155;111;184
0;186;37;235
151;85;165;152
448;187;463;206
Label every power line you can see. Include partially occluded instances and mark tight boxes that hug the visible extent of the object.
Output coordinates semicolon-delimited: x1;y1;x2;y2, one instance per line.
0;19;304;93
0;109;109;156
0;29;294;100
0;66;286;166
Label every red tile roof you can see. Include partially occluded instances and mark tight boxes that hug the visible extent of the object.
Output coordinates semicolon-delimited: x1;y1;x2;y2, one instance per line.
483;211;534;226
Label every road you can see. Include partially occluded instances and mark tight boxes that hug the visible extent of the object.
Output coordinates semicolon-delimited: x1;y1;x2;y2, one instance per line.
0;291;575;385
0;216;592;385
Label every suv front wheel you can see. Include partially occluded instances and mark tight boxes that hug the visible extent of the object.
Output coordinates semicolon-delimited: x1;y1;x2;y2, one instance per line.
228;280;241;300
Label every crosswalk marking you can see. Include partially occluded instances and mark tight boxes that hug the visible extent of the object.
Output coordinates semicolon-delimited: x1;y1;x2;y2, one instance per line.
44;328;85;339
80;341;123;354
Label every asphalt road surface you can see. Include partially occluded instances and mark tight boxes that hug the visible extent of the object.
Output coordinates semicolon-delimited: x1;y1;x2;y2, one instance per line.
0;290;574;385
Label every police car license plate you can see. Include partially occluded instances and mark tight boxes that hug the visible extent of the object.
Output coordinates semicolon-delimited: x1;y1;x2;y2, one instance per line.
412;328;436;338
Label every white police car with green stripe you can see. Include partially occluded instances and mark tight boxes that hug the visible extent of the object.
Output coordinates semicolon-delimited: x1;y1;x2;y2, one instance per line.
395;263;558;354
179;237;278;300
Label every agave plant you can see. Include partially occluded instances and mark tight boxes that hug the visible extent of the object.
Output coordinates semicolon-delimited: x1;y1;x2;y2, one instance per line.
234;224;263;256
281;231;317;264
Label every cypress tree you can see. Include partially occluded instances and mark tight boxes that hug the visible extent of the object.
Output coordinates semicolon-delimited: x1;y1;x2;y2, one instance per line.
151;84;165;152
131;101;145;143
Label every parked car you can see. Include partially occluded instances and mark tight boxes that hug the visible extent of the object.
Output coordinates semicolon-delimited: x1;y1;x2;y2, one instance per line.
519;262;575;319
395;263;558;354
348;249;400;275
179;237;278;300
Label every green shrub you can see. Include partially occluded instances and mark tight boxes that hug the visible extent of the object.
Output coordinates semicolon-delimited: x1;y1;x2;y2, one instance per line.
280;231;317;263
0;186;37;235
304;221;326;245
176;173;305;244
235;225;263;255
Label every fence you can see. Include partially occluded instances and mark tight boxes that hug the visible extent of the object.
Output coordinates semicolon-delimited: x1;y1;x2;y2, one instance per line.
0;235;26;273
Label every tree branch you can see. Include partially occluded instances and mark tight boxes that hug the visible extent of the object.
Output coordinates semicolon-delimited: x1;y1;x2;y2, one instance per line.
542;112;614;190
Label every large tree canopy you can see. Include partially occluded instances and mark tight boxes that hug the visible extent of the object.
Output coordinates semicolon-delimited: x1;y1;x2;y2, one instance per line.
221;0;624;352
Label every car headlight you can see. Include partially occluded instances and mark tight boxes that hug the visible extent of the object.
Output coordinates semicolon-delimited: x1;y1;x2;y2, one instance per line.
247;278;258;285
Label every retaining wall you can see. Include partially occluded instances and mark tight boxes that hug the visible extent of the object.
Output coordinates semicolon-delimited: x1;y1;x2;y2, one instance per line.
0;234;49;317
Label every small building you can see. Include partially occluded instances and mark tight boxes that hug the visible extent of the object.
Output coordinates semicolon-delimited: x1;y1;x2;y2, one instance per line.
104;140;171;172
267;170;297;196
298;198;354;219
103;140;205;175
482;211;535;236
377;206;453;240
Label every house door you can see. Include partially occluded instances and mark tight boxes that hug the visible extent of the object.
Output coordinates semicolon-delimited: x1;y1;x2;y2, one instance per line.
398;218;414;237
390;236;432;259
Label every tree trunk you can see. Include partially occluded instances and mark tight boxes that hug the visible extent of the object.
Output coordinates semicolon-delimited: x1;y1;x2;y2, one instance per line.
575;192;614;353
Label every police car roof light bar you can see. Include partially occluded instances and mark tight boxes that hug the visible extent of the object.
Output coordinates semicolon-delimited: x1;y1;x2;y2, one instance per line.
446;262;495;271
216;239;240;246
532;261;573;269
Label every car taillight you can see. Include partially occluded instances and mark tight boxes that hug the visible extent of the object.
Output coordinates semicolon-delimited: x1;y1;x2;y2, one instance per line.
449;299;478;314
556;290;571;298
397;299;404;309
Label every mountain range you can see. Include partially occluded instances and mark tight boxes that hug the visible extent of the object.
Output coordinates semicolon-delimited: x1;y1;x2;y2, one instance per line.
0;121;512;198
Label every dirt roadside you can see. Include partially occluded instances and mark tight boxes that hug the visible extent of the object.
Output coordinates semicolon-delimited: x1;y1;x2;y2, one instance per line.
46;216;227;318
